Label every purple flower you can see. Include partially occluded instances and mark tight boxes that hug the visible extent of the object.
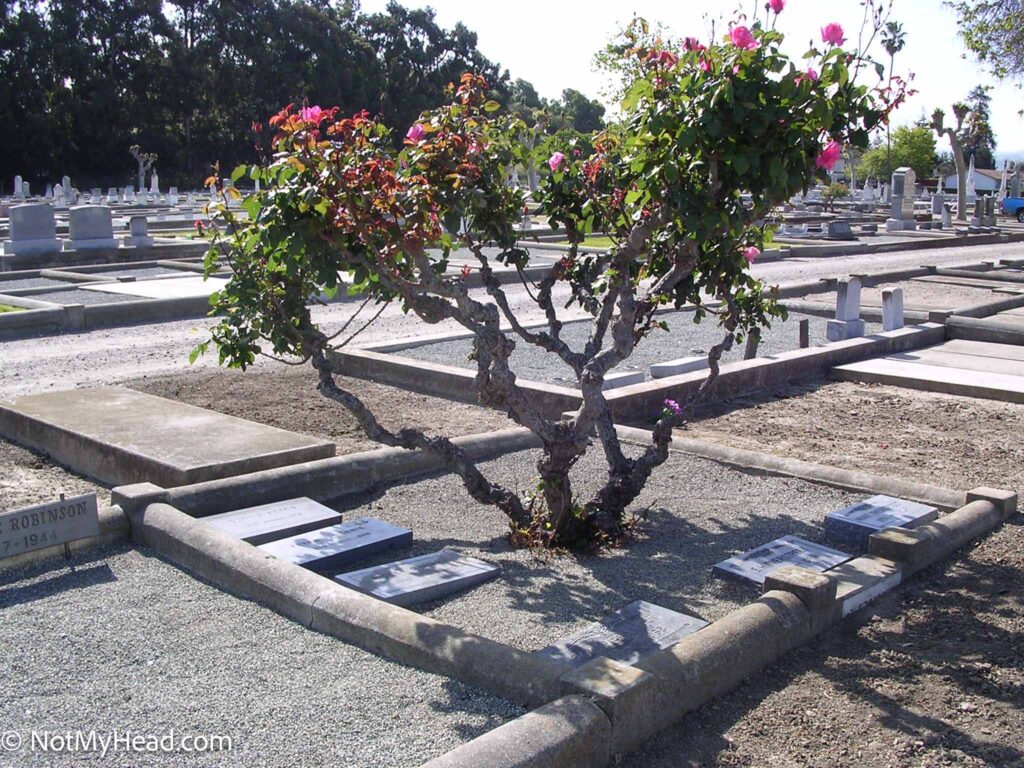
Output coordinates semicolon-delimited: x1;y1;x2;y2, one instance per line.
406;123;426;143
548;151;567;172
664;399;683;416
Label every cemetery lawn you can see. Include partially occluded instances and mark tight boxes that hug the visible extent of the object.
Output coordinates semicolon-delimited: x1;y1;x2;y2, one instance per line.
677;379;1024;494
0;303;22;313
122;366;513;453
623;519;1024;767
0;438;109;510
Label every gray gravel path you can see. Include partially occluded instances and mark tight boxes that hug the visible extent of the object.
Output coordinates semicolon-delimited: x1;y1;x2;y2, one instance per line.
329;447;863;654
22;290;142;306
0;546;522;767
0;278;69;292
397;311;881;387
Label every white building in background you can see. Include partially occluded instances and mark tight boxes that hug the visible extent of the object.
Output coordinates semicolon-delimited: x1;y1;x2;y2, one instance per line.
940;167;1003;194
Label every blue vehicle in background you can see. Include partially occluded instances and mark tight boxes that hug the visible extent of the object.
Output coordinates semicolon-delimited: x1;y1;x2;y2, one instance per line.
1002;196;1024;222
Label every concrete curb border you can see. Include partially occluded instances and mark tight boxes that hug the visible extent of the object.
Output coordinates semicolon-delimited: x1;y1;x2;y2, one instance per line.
417;489;1016;767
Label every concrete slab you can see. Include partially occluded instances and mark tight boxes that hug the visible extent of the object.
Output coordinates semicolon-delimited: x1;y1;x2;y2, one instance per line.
888;349;1024;377
79;275;228;299
833;359;1024;403
0;387;335;487
334;549;500;606
828;556;903;617
939;339;1024;363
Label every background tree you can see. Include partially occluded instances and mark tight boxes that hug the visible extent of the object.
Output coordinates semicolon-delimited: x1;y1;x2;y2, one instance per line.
962;85;997;168
951;0;1024;80
932;103;971;220
856;125;937;179
880;21;906;173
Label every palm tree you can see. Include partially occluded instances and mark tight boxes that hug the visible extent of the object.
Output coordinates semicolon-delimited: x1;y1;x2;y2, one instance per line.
881;21;906;178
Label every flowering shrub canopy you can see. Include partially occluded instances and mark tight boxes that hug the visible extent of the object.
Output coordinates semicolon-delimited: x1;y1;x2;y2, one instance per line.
199;16;895;547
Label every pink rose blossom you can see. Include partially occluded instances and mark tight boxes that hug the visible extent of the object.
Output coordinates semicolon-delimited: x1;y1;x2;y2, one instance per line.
768;0;785;12
805;66;819;81
729;25;759;50
815;140;842;170
683;37;705;52
405;123;426;142
548;151;566;172
300;105;323;123
743;246;760;264
699;57;712;72
821;23;846;46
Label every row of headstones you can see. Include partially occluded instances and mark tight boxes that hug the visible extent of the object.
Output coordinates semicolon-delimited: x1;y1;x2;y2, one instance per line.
3;203;155;256
826;277;904;342
199;491;934;670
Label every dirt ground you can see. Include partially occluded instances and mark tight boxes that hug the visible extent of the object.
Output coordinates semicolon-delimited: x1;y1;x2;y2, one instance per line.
0;439;110;511
121;365;513;454
627;519;1024;767
803;279;1005;313
677;379;1024;494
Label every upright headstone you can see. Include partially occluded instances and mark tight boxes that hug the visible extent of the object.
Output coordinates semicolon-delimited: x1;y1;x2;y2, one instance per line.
941;203;953;229
67;205;118;250
971;197;984;227
123;215;154;248
881;288;904;332
886;167;917;231
107;187;120;204
13;175;24;199
44;183;53;199
2;203;61;255
62;175;71;195
827;278;865;341
53;183;65;207
167;186;179;206
150;171;159;194
534;601;708;668
21;181;30;199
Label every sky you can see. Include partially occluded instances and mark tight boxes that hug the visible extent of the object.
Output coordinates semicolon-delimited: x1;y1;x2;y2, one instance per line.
360;0;1024;162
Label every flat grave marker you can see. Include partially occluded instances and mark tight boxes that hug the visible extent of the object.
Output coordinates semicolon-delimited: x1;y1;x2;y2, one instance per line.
0;493;99;560
334;549;499;606
258;517;412;573
714;535;851;586
80;275;228;300
825;495;938;546
202;497;342;545
534;600;708;668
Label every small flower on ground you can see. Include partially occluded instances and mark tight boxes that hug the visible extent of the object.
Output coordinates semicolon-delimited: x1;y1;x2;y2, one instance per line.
768;0;785;12
548;151;566;172
821;23;846;45
729;25;759;50
743;246;760;264
663;399;683;416
405;123;426;143
815;140;842;170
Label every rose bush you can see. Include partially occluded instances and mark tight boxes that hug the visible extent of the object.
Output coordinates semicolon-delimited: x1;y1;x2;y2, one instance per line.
199;13;896;549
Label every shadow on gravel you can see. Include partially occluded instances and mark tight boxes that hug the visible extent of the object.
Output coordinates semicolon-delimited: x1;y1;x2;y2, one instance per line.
0;546;124;608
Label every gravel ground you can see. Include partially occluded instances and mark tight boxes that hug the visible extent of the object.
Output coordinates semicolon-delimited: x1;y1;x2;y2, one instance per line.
24;289;142;305
622;519;1024;767
122;366;512;454
0;278;69;292
0;546;523;768
328;447;863;652
677;379;1024;494
803;279;1007;313
397;311;880;387
87;267;191;279
0;439;109;511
